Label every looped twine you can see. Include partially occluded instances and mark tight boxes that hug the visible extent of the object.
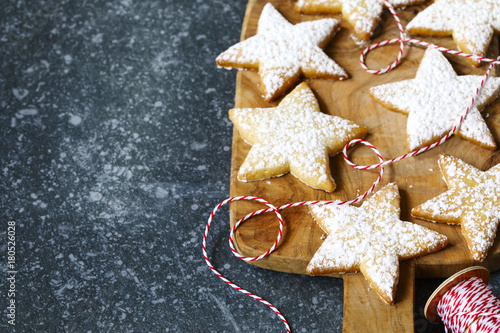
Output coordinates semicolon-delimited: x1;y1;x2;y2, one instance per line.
202;196;291;332
360;0;500;75
202;140;387;332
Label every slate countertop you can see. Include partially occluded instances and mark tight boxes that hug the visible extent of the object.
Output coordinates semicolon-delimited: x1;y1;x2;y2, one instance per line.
1;1;499;332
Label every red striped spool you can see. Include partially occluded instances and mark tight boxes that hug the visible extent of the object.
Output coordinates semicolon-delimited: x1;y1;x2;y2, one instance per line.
425;266;500;332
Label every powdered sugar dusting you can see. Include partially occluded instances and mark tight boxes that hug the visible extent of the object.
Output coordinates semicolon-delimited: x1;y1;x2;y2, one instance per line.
296;0;426;39
412;155;500;261
369;48;500;151
307;183;448;303
229;82;366;192
342;0;382;38
216;3;346;101
407;0;500;59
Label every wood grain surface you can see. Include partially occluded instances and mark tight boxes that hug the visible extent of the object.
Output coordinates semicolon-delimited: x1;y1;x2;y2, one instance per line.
227;0;500;328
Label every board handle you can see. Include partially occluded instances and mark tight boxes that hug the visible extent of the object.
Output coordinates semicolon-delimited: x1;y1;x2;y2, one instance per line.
343;261;415;333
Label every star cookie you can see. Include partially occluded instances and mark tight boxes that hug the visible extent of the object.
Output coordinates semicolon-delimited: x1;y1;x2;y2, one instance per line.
307;183;448;304
216;3;347;102
407;0;500;66
369;48;500;151
295;0;428;40
229;82;367;192
412;154;500;261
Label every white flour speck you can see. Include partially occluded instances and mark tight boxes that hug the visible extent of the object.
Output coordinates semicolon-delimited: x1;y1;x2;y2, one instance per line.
191;141;207;151
12;88;29;100
92;33;103;44
69;115;82;126
17;108;38;117
41;60;50;72
155;187;168;199
89;191;103;202
64;54;73;65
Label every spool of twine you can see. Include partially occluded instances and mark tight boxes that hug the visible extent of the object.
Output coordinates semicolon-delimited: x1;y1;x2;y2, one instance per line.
425;266;500;333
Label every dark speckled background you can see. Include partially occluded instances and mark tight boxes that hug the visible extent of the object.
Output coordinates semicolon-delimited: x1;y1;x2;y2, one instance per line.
0;0;499;332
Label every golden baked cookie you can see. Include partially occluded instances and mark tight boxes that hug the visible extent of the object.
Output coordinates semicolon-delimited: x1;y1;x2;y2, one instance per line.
406;0;500;66
295;0;429;40
307;183;448;304
412;154;500;262
216;3;347;102
229;82;367;192
369;48;500;152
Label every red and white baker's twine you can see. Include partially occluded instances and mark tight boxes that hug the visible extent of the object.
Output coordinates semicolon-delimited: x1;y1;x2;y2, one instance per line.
204;1;500;331
202;196;291;331
437;277;500;333
360;0;500;75
202;142;385;332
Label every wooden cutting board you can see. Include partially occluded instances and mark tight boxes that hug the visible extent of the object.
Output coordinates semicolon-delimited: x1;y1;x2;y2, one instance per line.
227;0;500;331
